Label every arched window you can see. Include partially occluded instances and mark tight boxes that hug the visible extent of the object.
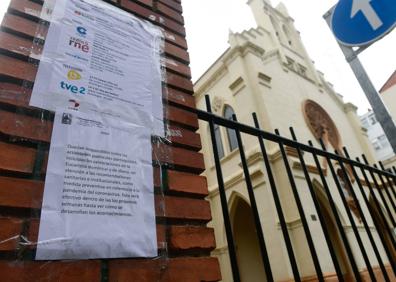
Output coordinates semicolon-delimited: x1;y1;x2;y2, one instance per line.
214;124;224;159
224;105;238;151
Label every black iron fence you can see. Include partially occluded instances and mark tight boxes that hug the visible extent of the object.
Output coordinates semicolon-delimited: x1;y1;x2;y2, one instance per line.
186;95;396;282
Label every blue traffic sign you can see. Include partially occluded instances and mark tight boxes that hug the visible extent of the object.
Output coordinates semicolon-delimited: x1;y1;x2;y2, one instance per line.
331;0;396;46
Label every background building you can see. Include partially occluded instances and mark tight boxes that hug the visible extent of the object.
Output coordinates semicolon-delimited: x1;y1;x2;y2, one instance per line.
360;110;396;168
360;71;396;169
194;0;393;281
380;71;396;121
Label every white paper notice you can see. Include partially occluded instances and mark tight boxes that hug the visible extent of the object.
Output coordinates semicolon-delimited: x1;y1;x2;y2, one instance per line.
36;110;157;260
30;0;164;136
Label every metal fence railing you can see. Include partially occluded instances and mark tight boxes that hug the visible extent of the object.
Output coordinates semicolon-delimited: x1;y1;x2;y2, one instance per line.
187;95;396;282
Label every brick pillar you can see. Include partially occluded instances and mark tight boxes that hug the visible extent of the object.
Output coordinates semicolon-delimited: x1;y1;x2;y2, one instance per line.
0;0;221;281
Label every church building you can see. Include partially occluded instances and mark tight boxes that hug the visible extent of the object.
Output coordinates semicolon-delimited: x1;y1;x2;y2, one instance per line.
194;0;394;281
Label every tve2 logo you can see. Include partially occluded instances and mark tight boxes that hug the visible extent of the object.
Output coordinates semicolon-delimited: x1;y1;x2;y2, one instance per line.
331;0;396;46
60;70;86;95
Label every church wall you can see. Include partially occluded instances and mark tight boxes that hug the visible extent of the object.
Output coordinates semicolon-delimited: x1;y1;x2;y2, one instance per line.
196;54;265;190
345;108;378;164
255;56;373;162
291;174;335;276
207;168;293;281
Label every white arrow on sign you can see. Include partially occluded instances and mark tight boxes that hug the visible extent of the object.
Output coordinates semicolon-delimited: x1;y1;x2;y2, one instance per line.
351;0;383;30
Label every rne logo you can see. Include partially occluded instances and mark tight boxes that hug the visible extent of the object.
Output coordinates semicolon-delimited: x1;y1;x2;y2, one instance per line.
69;37;90;53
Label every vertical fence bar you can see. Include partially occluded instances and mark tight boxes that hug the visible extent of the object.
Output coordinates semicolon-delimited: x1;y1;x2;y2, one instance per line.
232;114;273;281
356;158;396;251
379;162;396;200
205;96;241;282
289;128;344;281
392;167;396;186
344;154;396;277
309;141;362;281
253;113;301;282
393;167;396;187
330;149;377;281
374;164;396;214
362;155;396;227
319;140;376;281
275;129;324;281
391;166;396;189
341;148;391;281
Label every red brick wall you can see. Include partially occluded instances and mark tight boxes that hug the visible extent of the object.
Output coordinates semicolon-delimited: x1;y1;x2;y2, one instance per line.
0;0;221;281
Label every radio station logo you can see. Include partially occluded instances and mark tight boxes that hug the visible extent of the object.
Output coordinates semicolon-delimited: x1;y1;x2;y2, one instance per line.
68;36;90;53
67;70;82;80
74;10;95;21
68;99;80;111
76;26;87;37
60;69;86;95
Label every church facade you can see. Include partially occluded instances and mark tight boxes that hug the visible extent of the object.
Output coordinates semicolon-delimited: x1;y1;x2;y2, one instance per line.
194;0;394;281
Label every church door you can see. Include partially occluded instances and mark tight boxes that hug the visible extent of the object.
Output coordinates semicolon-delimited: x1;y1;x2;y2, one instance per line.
232;197;267;282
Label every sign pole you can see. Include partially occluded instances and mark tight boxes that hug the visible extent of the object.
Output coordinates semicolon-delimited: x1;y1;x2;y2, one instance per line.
324;10;396;155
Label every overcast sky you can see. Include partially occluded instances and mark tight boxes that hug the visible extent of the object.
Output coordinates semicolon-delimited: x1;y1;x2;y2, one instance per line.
0;0;394;115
